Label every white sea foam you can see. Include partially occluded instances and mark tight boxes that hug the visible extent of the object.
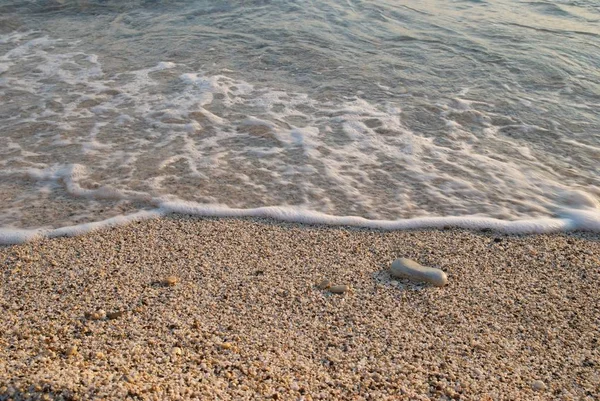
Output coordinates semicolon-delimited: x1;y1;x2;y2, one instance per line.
2;196;600;245
0;210;161;244
1;31;599;243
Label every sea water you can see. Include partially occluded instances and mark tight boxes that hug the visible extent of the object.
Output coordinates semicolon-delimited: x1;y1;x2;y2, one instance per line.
0;0;599;243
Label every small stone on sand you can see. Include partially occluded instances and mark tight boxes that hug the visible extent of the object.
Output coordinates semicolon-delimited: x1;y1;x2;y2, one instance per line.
65;346;77;357
107;311;125;320
390;258;448;287
531;380;546;391
317;279;331;290
163;276;179;286
86;310;106;320
329;284;350;294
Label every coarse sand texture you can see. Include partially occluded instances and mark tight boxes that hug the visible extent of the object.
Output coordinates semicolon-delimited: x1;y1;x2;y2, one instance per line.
1;216;599;400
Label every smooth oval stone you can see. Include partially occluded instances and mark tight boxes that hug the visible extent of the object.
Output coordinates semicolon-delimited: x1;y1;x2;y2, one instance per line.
329;284;350;294
390;258;448;287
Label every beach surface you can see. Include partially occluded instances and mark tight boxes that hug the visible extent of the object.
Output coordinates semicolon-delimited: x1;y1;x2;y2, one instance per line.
1;216;599;400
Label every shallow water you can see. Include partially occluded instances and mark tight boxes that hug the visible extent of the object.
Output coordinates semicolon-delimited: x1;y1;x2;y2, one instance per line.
1;0;599;240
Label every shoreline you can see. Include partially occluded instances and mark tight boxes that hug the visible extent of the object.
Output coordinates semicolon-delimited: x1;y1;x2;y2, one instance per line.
2;201;600;245
1;216;599;400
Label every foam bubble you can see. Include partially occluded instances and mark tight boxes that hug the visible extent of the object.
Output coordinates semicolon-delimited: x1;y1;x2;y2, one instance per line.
561;208;600;232
0;228;44;244
557;189;600;210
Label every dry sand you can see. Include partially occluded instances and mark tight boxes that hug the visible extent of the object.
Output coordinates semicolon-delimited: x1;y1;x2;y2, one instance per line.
0;216;599;400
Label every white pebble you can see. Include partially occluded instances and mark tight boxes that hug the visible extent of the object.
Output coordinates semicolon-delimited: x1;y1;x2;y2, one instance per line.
390;258;448;287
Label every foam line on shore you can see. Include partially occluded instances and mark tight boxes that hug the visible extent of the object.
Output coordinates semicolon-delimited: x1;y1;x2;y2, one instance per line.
0;210;162;245
2;200;600;245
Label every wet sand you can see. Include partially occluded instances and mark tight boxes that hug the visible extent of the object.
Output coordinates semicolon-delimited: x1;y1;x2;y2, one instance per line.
1;216;599;400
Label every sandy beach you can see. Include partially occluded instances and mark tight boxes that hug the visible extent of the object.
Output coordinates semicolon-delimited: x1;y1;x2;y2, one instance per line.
1;216;599;400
